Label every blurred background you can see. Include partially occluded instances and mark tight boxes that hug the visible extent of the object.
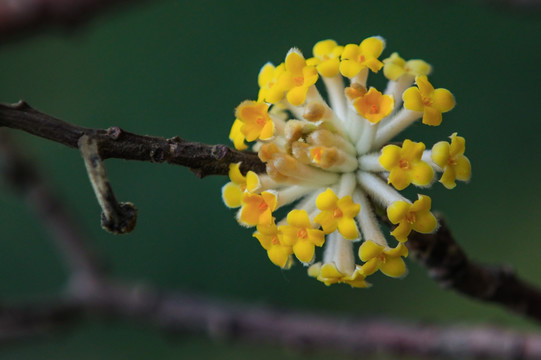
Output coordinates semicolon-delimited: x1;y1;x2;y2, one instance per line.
0;0;540;358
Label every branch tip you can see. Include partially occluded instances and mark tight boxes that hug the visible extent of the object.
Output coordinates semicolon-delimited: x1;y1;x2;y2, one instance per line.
79;135;137;234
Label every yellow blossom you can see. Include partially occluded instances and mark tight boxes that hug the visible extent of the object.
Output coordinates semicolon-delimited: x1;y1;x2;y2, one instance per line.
238;191;277;227
387;195;437;242
353;87;394;123
278;49;319;106
359;241;408;278
314;188;360;240
379;139;434;190
258;62;287;104
306;39;344;77
403;75;455;126
222;163;260;208
229;119;247;151
222;37;469;289
383;52;432;81
235;100;274;142
308;262;369;288
431;133;471;189
253;222;292;268
278;209;325;263
339;37;385;78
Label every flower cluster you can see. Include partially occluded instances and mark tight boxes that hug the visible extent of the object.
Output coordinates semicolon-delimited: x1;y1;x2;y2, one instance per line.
223;37;471;288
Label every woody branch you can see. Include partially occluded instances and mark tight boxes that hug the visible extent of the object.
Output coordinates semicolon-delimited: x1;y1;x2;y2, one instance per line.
1;100;541;325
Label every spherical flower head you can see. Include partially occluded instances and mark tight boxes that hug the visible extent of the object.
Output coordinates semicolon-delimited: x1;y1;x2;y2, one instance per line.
223;36;469;289
222;163;260;208
238;191;277;227
278;209;325;263
379;139;434;190
235;100;274;142
383;52;432;81
258;62;287;104
307;39;344;78
403;75;455;126
431;133;471;189
387;195;437;242
254;222;293;269
353;87;394;123
339;36;385;78
359;241;408;278
308;262;369;288
314;188;360;240
276;49;319;106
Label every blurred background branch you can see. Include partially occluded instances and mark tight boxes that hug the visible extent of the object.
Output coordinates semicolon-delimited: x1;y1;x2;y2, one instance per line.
0;0;149;40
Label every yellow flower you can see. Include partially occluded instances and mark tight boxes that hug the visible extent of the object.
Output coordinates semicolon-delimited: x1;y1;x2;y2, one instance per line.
339;36;385;78
431;133;472;189
403;75;455;126
278;209;325;263
307;39;344;77
223;37;469;289
229;119;247;151
353;87;394;123
314;188;360;240
278;49;319;106
253;222;292;269
308;262;369;288
238;191;277;227
383;52;432;81
258;62;287;104
359;241;408;278
386;195;437;242
235;100;274;142
379;139;434;190
221;163;260;208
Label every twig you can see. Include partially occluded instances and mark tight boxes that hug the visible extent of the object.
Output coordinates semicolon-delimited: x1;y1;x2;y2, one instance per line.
79;135;137;234
406;216;541;324
0;0;150;40
0;101;265;177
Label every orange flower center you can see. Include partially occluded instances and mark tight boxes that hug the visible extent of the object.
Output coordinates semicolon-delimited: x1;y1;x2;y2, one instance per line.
422;96;432;106
256;116;266;126
369;104;379;114
293;76;304;87
258;201;268;211
398;158;410;169
297;228;308;239
271;235;280;245
405;212;416;224
333;207;343;218
357;54;366;63
449;157;457;166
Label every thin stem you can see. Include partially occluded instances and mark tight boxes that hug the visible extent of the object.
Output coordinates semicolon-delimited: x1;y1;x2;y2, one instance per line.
79;135;137;234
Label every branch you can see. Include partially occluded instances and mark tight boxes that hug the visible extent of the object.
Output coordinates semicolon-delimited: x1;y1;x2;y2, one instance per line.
79;135;137;234
0;0;151;40
0;101;265;177
406;216;541;323
3;284;541;360
3;100;541;326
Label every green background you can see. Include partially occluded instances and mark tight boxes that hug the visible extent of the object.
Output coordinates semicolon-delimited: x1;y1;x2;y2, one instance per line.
1;0;540;358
